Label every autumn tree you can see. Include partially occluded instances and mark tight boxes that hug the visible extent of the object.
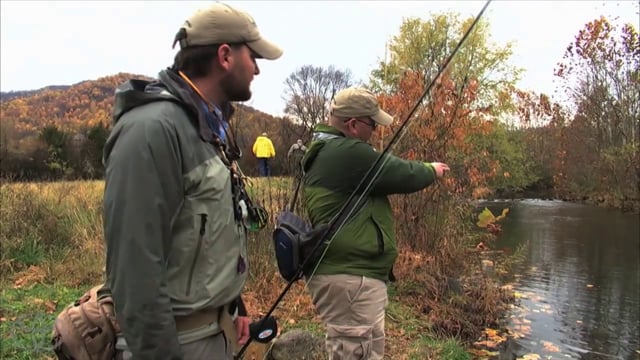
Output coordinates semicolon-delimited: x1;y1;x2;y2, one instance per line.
554;16;639;202
555;16;639;149
75;122;110;178
367;13;528;252
282;65;354;138
368;14;522;172
370;13;520;113
369;13;524;192
0;118;16;163
510;90;570;190
39;124;71;178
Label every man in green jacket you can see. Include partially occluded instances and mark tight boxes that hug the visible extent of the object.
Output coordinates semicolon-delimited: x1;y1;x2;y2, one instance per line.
302;87;449;360
102;3;282;359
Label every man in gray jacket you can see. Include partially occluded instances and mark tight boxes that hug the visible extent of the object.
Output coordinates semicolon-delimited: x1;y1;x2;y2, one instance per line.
287;139;307;176
102;3;282;359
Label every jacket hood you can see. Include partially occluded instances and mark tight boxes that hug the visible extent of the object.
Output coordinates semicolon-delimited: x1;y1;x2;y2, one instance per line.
111;69;236;144
113;71;181;124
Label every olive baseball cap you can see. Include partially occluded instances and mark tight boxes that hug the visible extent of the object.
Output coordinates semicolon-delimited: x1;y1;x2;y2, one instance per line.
173;2;283;60
330;87;394;126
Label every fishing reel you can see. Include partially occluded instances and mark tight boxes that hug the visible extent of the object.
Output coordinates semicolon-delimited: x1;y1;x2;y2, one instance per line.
245;202;269;232
237;191;269;232
230;162;269;232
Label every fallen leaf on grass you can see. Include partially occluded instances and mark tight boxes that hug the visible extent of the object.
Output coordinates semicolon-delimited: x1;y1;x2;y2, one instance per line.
13;265;46;288
30;298;57;314
45;300;57;314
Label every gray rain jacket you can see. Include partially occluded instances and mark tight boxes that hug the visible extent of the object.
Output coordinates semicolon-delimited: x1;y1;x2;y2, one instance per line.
102;69;248;359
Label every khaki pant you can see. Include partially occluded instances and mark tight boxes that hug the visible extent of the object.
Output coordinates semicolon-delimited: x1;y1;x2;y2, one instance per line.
116;331;232;360
307;274;388;360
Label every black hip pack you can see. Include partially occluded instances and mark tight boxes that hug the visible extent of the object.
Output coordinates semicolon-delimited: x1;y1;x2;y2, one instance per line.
273;211;328;282
272;164;331;282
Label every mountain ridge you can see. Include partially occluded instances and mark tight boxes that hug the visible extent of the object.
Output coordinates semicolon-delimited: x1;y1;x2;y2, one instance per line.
1;72;281;136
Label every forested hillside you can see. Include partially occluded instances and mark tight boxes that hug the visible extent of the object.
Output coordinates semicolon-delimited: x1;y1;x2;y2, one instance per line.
0;73;303;180
1;85;72;102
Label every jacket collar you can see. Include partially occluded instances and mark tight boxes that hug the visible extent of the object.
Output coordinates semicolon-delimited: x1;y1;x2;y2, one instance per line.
158;69;236;146
311;123;345;142
302;124;346;173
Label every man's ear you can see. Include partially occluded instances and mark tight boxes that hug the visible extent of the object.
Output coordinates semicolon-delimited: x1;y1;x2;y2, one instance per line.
344;119;357;136
346;118;356;131
217;44;234;71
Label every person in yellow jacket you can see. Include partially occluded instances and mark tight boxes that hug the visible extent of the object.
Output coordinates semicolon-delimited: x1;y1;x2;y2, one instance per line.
252;132;276;176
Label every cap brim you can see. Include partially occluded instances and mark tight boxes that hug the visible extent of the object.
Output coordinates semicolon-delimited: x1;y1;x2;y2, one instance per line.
371;109;393;126
247;38;283;60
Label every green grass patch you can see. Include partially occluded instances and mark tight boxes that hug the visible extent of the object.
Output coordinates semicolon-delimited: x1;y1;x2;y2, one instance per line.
287;318;325;337
0;283;84;360
410;336;471;360
386;299;430;336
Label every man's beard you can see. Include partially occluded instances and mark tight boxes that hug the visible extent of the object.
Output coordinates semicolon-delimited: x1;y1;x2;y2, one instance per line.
221;70;252;102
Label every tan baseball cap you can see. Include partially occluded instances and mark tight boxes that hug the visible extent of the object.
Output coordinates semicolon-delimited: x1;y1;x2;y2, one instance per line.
174;2;283;60
331;87;394;126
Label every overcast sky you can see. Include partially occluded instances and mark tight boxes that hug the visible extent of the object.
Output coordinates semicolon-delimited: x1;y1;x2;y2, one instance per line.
1;1;638;116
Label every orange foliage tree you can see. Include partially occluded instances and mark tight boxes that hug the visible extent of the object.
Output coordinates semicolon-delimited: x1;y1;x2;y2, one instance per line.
553;16;639;204
376;70;498;253
378;71;496;199
369;13;522;254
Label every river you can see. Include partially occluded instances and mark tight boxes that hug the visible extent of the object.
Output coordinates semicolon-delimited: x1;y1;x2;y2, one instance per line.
483;199;639;360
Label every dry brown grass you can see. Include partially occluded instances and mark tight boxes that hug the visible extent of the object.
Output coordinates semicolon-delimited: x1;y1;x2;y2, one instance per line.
1;178;514;359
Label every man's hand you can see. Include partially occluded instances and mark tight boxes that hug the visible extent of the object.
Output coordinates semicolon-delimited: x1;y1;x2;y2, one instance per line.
430;162;450;178
235;315;251;345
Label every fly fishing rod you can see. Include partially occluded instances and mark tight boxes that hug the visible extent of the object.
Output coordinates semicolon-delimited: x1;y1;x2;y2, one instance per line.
236;1;492;357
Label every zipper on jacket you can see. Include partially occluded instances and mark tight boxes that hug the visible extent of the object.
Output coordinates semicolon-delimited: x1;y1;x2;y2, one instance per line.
186;214;207;297
372;217;384;255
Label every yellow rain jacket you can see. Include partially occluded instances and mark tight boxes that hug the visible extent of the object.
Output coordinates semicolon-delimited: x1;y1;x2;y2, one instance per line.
252;135;276;158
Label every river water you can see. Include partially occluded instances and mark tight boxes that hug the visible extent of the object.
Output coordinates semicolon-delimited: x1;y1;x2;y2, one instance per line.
483;199;639;360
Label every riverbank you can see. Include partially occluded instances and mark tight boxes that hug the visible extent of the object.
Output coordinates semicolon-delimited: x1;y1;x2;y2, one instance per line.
491;186;640;214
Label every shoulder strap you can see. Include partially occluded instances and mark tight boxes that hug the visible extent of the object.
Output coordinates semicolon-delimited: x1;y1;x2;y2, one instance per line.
288;167;304;213
287;133;339;214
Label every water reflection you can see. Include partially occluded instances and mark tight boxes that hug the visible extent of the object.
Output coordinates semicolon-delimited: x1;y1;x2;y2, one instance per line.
485;199;639;360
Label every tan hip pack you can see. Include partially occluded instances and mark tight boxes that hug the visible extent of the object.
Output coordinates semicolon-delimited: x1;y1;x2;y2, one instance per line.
51;284;121;360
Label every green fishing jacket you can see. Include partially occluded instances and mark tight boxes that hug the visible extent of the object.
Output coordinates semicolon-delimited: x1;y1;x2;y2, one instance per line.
302;124;436;282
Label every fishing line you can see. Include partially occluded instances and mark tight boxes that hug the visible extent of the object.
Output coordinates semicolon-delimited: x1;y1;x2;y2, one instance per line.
236;1;492;357
304;0;493;289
